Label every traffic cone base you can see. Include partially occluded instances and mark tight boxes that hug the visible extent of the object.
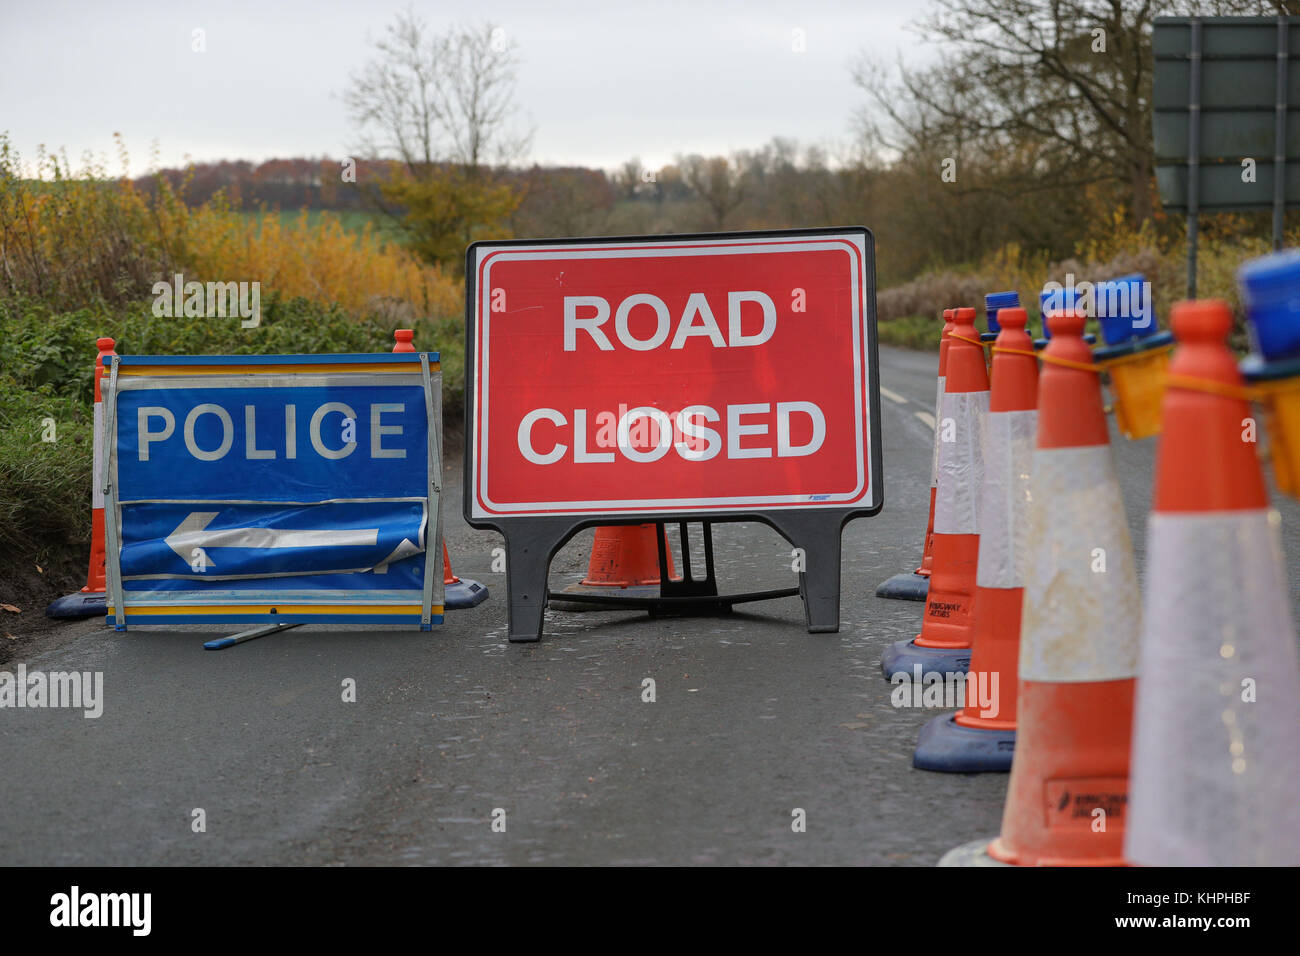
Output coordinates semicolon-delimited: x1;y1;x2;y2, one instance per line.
442;541;489;610
988;678;1134;866
913;713;1014;773
45;590;108;619
445;578;489;608
874;571;929;601
937;838;1011;867
880;639;971;679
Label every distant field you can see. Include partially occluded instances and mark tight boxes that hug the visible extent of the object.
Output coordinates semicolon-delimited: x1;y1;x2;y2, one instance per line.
238;207;401;238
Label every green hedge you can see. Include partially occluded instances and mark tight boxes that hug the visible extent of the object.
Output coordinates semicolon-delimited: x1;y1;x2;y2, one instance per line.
0;374;95;560
0;294;467;418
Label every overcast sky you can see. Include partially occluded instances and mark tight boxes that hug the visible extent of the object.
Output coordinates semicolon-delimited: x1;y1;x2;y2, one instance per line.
1;0;935;177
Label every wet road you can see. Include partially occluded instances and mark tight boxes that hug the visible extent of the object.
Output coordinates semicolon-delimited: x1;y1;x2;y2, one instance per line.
4;345;1298;865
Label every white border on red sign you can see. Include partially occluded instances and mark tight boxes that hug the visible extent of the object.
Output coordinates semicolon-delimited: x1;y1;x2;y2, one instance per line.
470;233;873;518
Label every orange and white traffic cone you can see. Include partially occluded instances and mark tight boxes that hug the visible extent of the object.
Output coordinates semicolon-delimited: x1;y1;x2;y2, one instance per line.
1125;300;1300;865
974;307;1141;865
46;337;117;619
393;328;488;609
877;310;954;602
555;523;678;605
914;306;1038;772
882;307;986;678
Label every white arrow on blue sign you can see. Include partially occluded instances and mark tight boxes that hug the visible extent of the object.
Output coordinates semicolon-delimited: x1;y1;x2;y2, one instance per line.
164;511;381;567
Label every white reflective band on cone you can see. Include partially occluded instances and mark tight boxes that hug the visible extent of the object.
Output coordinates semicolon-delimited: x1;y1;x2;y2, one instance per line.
929;376;945;489
1018;444;1140;682
933;390;987;535
1126;510;1300;866
975;409;1036;589
92;400;104;510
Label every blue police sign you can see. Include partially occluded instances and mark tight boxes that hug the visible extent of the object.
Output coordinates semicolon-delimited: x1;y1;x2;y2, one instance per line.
100;352;444;629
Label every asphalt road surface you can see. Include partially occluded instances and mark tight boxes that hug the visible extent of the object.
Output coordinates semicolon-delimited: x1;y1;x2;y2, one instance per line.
5;344;1299;866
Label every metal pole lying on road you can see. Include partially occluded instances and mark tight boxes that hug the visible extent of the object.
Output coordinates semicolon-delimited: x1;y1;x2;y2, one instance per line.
204;622;303;651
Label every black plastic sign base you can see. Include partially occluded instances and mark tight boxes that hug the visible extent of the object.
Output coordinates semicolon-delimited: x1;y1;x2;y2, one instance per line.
501;510;852;643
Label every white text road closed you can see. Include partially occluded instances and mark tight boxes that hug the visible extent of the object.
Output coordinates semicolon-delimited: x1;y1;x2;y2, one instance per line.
562;290;776;351
517;402;826;465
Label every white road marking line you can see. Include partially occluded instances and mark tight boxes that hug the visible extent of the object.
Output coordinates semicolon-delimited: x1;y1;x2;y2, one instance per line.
914;410;936;429
879;386;908;405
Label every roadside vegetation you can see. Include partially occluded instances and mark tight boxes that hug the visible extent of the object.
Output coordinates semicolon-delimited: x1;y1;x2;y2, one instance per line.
0;134;463;602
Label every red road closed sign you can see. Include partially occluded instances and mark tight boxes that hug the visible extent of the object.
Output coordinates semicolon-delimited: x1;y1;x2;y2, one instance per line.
464;227;882;643
466;229;880;518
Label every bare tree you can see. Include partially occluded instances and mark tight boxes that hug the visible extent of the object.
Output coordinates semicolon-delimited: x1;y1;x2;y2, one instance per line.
612;158;647;200
854;0;1279;226
679;154;747;229
344;13;531;175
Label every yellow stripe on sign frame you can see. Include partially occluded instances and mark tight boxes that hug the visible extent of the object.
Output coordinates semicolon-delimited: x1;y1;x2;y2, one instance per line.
117;363;439;377
108;604;439;616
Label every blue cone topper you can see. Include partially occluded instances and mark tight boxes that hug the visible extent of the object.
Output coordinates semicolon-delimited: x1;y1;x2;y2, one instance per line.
1038;285;1079;340
1037;284;1099;347
1239;248;1300;362
1096;273;1156;346
984;290;1021;338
